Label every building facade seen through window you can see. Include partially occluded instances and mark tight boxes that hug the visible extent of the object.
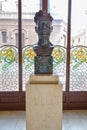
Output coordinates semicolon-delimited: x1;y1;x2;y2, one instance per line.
1;31;7;44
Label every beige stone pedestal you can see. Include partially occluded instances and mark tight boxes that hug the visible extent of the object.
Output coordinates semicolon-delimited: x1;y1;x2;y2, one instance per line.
26;74;62;130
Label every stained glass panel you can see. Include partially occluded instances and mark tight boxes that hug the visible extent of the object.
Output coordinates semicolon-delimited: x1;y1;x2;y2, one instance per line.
22;45;66;91
22;0;41;90
0;0;19;91
22;46;35;90
48;0;68;91
52;45;66;91
70;46;87;91
70;0;87;91
0;45;18;91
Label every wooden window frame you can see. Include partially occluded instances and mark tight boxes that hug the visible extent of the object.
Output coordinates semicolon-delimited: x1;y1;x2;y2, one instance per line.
0;0;87;110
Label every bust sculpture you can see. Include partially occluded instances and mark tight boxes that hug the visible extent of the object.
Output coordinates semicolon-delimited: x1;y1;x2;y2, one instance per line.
33;10;54;56
33;10;54;74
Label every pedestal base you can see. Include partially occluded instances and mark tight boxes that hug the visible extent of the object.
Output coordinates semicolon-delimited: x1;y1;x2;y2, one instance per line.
26;75;62;130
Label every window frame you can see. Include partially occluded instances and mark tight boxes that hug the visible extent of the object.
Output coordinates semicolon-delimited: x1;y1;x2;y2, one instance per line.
0;0;87;110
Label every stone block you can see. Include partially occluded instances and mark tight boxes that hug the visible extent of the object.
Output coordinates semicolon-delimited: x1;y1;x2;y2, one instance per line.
26;75;62;130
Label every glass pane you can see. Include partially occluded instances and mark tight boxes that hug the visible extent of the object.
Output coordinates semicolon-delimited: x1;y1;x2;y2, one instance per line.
48;0;68;46
22;0;41;91
48;0;68;91
0;0;19;91
70;0;87;91
2;32;7;43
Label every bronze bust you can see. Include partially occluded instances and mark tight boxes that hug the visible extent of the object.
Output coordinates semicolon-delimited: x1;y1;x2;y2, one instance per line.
33;10;54;74
33;10;54;56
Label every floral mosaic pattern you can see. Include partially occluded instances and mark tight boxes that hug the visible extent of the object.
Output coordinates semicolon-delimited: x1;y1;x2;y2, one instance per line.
71;46;87;69
0;45;18;91
52;45;66;91
0;45;18;70
22;46;36;90
52;45;66;67
70;46;87;91
22;45;36;70
0;45;87;91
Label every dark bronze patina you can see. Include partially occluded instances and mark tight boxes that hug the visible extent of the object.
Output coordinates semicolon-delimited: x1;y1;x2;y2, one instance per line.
33;10;54;56
33;10;54;74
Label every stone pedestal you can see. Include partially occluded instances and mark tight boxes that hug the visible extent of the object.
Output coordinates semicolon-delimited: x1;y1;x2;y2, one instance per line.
26;74;62;130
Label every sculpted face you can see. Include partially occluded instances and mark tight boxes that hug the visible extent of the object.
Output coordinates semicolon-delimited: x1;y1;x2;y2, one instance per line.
35;20;53;35
34;10;53;36
34;10;53;49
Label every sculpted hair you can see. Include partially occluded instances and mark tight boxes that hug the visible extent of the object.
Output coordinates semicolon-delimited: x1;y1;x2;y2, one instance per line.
34;10;53;23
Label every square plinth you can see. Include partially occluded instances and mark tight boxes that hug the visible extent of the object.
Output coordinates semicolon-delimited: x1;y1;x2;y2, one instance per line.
26;75;62;130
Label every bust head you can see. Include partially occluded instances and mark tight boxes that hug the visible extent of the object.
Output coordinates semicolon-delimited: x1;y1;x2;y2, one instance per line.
34;10;53;35
33;10;54;56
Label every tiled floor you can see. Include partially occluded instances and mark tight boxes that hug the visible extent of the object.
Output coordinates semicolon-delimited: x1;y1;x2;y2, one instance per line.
63;110;87;130
0;110;87;130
